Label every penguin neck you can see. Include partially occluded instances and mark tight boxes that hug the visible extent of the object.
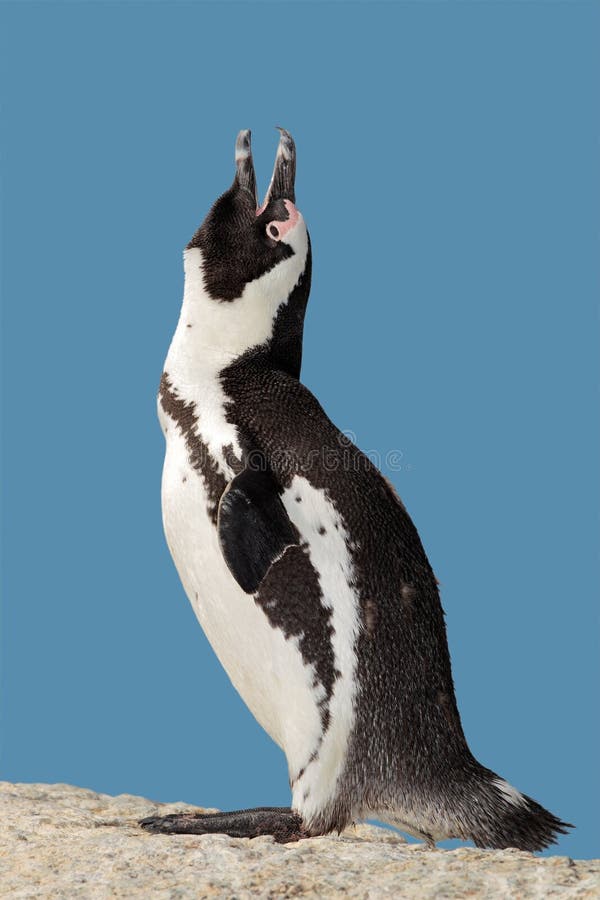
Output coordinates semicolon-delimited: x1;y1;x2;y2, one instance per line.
165;246;310;385
268;237;311;379
241;245;312;380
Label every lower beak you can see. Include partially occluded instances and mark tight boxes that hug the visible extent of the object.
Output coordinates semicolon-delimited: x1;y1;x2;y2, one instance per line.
261;127;296;207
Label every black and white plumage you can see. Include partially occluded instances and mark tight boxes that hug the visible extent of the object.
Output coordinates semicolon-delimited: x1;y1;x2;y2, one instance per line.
141;129;571;850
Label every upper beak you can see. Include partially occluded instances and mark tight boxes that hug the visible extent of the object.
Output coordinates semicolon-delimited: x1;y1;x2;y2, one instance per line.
234;129;258;206
261;127;296;208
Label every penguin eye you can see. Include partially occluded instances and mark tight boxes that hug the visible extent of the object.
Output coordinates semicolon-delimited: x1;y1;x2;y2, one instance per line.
266;223;280;241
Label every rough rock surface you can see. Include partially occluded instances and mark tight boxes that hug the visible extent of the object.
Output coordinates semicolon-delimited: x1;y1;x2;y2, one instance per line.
0;782;597;898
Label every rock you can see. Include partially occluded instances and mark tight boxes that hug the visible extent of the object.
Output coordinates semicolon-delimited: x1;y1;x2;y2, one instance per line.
0;782;597;898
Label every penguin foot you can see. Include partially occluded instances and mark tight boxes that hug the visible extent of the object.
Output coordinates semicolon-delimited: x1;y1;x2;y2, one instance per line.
139;806;308;843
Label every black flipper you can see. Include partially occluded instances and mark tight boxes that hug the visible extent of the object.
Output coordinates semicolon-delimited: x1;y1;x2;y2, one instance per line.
217;466;298;593
139;807;307;843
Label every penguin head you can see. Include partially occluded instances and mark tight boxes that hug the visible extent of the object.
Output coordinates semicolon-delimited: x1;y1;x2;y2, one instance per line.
187;129;308;302
183;129;311;373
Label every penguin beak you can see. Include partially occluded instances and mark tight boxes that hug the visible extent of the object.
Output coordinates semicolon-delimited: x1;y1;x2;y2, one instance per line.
234;129;258;207
260;127;296;209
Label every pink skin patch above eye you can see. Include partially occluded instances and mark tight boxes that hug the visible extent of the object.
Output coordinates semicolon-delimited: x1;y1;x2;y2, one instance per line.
258;199;301;240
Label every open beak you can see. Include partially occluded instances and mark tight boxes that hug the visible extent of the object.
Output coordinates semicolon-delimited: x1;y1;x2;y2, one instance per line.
235;127;297;212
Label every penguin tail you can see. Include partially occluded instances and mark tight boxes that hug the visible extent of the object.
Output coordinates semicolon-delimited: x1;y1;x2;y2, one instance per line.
455;767;573;852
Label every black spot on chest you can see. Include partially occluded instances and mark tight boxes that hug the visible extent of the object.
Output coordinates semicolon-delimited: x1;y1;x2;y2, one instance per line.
159;373;228;524
255;543;340;732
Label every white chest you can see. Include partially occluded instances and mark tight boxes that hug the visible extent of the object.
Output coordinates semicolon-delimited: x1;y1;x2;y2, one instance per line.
158;370;361;827
159;383;326;772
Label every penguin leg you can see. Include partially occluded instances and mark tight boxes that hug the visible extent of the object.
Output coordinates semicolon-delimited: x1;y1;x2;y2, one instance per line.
139;806;308;843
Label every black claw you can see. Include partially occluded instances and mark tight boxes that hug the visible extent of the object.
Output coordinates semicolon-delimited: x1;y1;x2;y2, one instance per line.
139;813;181;832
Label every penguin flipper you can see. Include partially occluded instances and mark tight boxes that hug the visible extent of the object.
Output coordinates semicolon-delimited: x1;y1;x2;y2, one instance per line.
217;467;299;593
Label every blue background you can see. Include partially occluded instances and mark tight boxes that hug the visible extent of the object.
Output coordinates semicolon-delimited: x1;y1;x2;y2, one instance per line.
1;0;598;859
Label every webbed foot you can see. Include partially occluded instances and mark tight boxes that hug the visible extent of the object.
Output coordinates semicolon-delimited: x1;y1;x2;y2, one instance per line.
139;806;307;843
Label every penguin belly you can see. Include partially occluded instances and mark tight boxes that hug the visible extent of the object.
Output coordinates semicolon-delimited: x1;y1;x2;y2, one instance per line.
160;421;354;817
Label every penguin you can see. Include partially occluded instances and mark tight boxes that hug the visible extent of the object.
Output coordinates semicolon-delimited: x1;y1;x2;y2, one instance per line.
141;129;572;850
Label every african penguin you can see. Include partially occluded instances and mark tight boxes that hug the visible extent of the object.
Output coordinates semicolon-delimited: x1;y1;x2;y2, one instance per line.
141;128;572;850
